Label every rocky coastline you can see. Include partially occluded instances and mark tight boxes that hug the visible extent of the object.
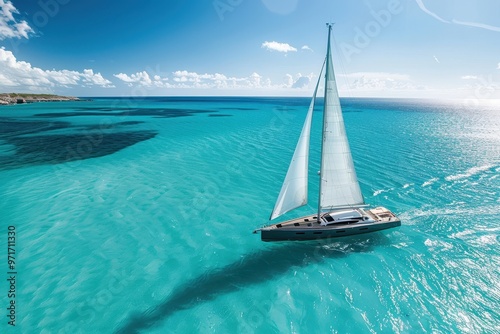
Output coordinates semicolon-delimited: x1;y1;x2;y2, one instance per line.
0;93;80;105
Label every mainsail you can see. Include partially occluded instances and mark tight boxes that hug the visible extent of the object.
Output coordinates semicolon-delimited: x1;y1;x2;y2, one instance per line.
270;61;325;220
318;25;364;210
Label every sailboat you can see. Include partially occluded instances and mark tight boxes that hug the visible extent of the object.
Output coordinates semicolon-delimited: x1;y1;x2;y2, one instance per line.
254;24;401;242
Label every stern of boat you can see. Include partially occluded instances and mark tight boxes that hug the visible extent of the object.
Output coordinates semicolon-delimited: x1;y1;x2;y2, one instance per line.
366;207;401;225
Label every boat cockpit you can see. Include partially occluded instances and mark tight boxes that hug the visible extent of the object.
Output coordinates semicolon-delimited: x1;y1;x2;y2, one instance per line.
320;209;374;226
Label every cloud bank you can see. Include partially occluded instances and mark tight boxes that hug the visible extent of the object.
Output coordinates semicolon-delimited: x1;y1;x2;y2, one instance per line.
0;44;315;95
113;69;314;92
0;48;114;91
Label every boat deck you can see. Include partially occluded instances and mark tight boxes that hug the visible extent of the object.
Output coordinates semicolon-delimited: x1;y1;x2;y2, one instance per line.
258;207;400;241
267;207;397;229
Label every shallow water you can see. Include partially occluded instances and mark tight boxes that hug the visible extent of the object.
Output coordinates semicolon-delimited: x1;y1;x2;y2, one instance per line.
1;97;499;333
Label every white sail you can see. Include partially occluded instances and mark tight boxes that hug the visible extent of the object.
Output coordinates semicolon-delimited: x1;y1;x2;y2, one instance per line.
319;26;364;210
270;64;324;220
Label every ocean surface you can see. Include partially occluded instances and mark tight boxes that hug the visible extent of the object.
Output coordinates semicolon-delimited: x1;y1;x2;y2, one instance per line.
0;97;499;333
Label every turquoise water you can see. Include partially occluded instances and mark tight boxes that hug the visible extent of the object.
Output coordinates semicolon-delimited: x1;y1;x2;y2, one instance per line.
1;97;499;333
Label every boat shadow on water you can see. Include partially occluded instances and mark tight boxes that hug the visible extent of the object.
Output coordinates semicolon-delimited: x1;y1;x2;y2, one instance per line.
115;233;391;333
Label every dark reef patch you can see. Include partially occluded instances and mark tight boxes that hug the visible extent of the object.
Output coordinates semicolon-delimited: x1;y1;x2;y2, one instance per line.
0;117;156;170
219;107;258;111
78;121;145;131
34;107;215;118
0;131;157;170
0;119;70;138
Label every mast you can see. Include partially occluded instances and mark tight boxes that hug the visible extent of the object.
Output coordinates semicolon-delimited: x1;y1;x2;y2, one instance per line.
317;23;333;221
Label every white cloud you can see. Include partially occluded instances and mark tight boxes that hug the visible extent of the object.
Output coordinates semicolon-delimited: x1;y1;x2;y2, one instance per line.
0;48;114;91
283;73;313;89
261;41;297;53
433;55;440;63
81;69;113;86
152;74;168;86
0;0;33;40
170;70;314;90
114;71;152;86
497;63;500;70
461;75;478;80
249;72;262;87
292;76;311;88
301;45;313;52
114;71;172;87
171;70;270;89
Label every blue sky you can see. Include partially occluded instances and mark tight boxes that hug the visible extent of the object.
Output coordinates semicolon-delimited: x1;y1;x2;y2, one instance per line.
1;0;499;98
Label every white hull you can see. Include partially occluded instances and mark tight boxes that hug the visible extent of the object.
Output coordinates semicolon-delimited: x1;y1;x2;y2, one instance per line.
257;207;400;242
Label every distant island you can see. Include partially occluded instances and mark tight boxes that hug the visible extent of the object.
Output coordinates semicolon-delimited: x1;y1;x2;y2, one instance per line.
0;93;80;105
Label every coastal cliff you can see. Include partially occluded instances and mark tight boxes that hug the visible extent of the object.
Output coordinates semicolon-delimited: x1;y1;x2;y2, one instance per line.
0;93;80;105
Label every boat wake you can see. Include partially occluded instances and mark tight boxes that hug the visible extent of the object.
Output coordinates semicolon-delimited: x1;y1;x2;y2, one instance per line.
422;177;439;187
444;163;495;181
399;204;500;226
373;188;394;196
